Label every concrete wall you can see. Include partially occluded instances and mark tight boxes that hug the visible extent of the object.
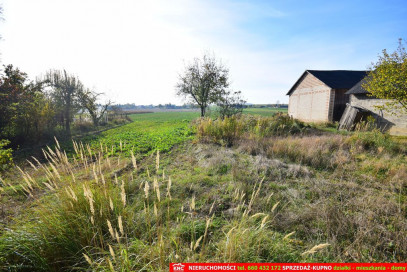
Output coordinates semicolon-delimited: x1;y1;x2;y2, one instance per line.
350;94;407;135
288;73;332;122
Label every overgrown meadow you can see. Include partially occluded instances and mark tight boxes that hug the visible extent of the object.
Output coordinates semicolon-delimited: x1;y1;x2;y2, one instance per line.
0;109;406;271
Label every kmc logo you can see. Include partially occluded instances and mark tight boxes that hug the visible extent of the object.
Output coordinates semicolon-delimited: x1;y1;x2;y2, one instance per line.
172;263;185;271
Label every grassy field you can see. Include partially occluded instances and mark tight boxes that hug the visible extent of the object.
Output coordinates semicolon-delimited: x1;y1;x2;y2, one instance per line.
66;112;199;158
243;107;288;116
67;109;284;157
1;110;406;271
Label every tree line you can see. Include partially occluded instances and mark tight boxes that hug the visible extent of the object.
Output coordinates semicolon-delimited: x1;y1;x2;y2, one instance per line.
0;65;110;147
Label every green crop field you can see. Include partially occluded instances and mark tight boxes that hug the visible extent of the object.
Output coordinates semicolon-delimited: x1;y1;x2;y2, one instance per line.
243;107;288;116
71;109;286;157
76;111;199;157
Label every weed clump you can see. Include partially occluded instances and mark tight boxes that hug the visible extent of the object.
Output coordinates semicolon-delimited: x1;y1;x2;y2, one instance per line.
196;113;308;146
0;139;13;171
347;129;401;154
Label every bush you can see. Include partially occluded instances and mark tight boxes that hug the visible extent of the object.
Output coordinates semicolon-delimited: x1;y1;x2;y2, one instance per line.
196;116;246;146
196;114;308;146
111;118;127;125
347;129;399;154
252;113;307;136
0;139;13;171
72;121;94;133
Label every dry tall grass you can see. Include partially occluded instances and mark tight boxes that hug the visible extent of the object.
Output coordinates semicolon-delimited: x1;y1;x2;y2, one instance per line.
0;139;308;271
1;118;406;270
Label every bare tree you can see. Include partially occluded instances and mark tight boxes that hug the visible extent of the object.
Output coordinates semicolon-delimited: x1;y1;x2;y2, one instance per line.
176;53;229;117
45;70;82;136
111;105;123;115
78;88;111;126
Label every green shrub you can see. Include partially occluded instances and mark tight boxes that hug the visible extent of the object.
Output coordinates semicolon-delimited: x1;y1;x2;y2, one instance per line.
196;114;308;146
0;139;13;171
196;116;245;146
252;113;307;136
347;129;399;153
72;121;94;133
111;118;127;125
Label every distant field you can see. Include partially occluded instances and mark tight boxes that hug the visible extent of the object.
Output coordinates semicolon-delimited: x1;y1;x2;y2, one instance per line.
77;111;199;157
243;107;288;116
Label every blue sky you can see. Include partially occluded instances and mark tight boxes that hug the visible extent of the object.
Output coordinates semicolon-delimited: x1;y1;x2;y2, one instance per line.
0;0;406;104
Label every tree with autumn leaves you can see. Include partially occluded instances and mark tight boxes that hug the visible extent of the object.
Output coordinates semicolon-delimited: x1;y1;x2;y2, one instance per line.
176;53;230;117
0;65;55;143
362;39;407;114
0;65;110;145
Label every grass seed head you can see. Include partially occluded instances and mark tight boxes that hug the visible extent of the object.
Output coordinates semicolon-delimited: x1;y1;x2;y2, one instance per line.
118;215;124;235
68;187;78;202
271;201;280;213
109;197;114;211
167;177;172;200
153;177;158;191
301;243;331;256
156;149;160;172
26;159;38;171
107;220;115;239
120;181;126;207
266;193;274;204
155;183;161;202
154;202;158;217
283;231;296;240
131;151;137;170
108;244;116;261
71;171;76;183
92;164;99;184
260;215;269;229
194;236;203;250
115;229;120;244
251;213;266;218
108;259;114;271
144;181;150;199
89;199;95;215
209;200;216;214
226;226;236;237
190;195;196;211
83;253;92;265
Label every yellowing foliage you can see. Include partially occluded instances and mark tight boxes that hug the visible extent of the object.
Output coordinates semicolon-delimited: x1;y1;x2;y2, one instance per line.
363;39;407;114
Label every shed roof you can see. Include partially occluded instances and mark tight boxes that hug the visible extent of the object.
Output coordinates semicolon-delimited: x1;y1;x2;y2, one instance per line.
345;79;370;95
286;70;368;95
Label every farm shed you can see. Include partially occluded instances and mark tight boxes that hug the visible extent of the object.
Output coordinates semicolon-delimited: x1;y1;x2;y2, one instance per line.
337;104;371;131
286;70;367;122
341;80;407;135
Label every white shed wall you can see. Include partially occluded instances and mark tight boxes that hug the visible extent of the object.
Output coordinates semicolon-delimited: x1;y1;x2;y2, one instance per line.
288;73;332;122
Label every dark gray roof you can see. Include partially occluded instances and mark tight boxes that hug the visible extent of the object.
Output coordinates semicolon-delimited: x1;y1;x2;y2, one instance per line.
287;70;368;95
345;79;370;95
